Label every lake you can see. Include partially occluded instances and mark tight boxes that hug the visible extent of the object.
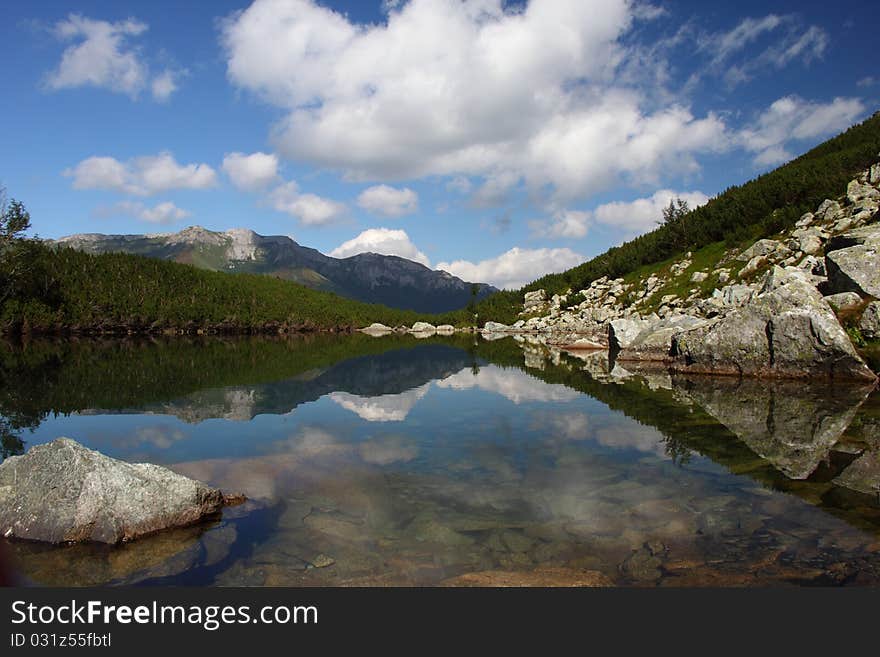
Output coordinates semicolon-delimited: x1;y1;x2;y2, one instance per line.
1;333;879;586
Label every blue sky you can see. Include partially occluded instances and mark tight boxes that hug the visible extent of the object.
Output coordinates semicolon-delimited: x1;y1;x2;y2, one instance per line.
1;0;878;288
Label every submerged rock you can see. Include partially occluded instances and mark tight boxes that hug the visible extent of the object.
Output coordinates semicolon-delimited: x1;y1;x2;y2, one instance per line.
0;438;226;544
441;567;613;587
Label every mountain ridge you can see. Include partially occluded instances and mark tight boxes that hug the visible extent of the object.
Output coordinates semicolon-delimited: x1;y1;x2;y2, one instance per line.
51;226;497;313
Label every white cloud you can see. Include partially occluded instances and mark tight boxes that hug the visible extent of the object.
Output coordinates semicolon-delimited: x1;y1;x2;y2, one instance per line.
740;96;866;167
329;228;430;266
151;69;181;102
46;14;182;101
356;184;418;217
530;210;591;239
531;190;710;238
592;189;710;233
222;151;280;191
446;176;473;194
99;200;190;224
697;15;828;88
269;181;347;225
220;0;727;203
64;152;217;195
436;246;584;290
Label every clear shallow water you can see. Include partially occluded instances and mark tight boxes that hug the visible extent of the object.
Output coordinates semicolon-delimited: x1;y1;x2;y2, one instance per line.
1;334;879;586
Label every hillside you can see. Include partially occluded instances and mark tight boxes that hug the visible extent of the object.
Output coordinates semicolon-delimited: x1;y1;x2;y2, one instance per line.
475;111;880;324
52;226;497;313
0;241;472;335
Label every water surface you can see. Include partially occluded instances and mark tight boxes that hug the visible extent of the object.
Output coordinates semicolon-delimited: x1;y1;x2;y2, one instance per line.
2;334;879;586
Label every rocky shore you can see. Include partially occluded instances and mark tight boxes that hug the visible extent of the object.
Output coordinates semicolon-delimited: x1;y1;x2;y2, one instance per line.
373;162;880;381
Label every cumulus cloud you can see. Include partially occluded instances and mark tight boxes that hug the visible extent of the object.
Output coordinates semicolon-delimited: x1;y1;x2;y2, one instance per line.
531;190;710;238
222;151;280;191
592;189;710;233
268;181;347;225
64;152;217;195
436;246;584;290
740;96;866;167
220;0;727;203
329;228;430;266
98;200;191;224
357;184;418;217
151;68;183;102
46;14;182;101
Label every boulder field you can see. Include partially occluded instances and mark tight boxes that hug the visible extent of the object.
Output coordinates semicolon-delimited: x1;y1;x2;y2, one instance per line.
430;161;880;382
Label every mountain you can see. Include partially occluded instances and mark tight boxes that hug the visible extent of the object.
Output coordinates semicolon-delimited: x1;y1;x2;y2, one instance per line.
50;226;497;313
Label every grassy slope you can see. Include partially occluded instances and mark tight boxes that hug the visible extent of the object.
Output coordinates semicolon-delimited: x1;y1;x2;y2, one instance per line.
474;110;880;324
0;242;470;334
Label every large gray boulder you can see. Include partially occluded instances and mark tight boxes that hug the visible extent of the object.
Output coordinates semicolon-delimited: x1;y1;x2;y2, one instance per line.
608;317;652;350
0;438;226;544
824;225;880;297
617;315;710;362
671;267;876;381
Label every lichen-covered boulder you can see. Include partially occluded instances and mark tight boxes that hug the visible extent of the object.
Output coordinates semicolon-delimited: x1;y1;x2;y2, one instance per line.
859;301;880;340
824;225;880;298
0;438;225;544
671;267;876;381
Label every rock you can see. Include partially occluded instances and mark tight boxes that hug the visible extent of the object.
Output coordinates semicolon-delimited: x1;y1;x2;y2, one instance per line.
847;180;880;205
0;438;225;544
823;292;863;311
440;567;613;587
737;239;786;262
832;449;880;495
609;317;653;350
618;315;709;362
871;163;880;186
815;199;841;221
795;212;814;228
410;322;436;333
859;301;880;339
740;255;768;278
798;234;823;256
620;544;664;582
671;267;876;381
523;290;547;313
824;226;880;298
309;553;336;569
690;271;708;283
361;323;392;335
720;284;754;307
717;270;731;284
435;324;455;335
482;321;510;332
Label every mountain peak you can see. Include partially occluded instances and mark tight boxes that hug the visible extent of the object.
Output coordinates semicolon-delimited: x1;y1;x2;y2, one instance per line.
51;226;498;312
